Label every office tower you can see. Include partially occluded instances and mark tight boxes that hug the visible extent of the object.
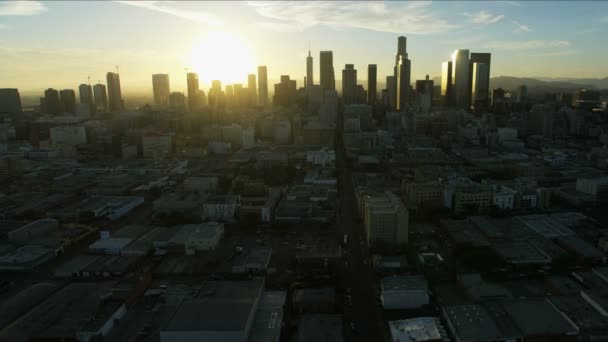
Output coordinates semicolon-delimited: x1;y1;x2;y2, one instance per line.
396;56;411;111
257;66;268;106
274;75;297;107
59;89;76;114
342;64;357;105
386;76;396;109
320;51;335;91
248;74;257;105
367;64;377;105
234;84;244;107
394;36;411;111
78;84;95;114
93;83;108;112
208;80;224;110
306;47;314;88
152;74;171;106
106;72;123;111
416;75;434;112
471;63;490;112
441;61;453;106
44;88;62;115
226;84;234;105
169;92;186;110
469;53;491;111
0;89;22;117
186;72;200;111
450;49;470;108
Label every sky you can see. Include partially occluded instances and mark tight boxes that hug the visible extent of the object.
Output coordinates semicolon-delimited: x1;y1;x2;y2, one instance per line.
1;0;608;95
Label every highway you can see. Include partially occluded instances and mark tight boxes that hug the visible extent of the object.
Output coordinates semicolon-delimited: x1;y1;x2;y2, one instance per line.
335;109;385;342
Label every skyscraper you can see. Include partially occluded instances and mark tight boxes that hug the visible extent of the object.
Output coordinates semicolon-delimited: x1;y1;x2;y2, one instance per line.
0;89;22;117
79;84;95;114
106;72;123;111
274;75;297;107
169;92;186;111
471;62;490;112
320;51;335;91
258;66;268;106
306;47;314;88
367;64;377;105
59;89;76;114
44;88;62;115
394;36;411;111
248;74;257;105
469;52;491;111
152;74;171;106
440;61;453;106
342;64;357;105
186;72;200;112
450;49;470;108
386;75;396;109
93;84;108;112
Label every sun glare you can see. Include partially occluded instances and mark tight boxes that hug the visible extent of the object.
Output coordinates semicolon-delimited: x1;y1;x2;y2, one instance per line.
189;31;256;87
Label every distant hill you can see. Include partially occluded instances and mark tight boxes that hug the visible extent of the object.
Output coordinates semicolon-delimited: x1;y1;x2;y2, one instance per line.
431;75;604;95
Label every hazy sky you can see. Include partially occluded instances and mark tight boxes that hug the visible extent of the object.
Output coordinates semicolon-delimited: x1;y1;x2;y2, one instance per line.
2;1;608;95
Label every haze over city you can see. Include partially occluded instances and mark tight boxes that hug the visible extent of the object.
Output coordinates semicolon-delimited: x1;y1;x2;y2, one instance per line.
1;1;608;342
2;0;608;95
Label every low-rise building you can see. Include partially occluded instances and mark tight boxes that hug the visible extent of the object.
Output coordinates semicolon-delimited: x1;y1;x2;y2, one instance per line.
203;195;239;222
184;222;224;255
381;275;429;310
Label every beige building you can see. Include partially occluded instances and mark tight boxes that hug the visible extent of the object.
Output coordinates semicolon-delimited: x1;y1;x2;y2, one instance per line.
363;191;409;246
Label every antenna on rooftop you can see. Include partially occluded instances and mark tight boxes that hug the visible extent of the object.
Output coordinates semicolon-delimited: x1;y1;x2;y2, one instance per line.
115;65;119;74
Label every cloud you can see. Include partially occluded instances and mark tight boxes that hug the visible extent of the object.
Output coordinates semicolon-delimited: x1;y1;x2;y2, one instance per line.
602;16;608;23
115;1;223;27
247;1;457;34
0;24;9;30
512;20;532;32
484;40;570;50
465;11;504;24
0;1;47;16
528;50;577;57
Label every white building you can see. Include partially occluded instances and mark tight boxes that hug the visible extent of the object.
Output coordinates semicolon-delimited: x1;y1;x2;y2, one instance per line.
497;127;518;144
142;134;173;159
306;149;335;166
203;195;239;222
242;127;255;149
222;124;243;148
183;176;219;193
50;126;87;146
184;222;224;255
274;120;291;145
388;317;446;342
208;141;232;154
493;186;516;210
576;176;608;202
381;275;429;310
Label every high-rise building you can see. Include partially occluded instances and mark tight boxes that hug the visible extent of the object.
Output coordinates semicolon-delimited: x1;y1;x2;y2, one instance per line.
469;53;491;111
257;66;268;106
59;89;76;114
78;84;95;114
320;51;335;91
471;62;490;112
152;74;171;106
169;92;186;111
0;89;22;117
186;72;200;112
450;49;470;108
394;36;411;111
274;75;297;107
306;47;314;88
248;74;257;105
44;88;62;115
208;80;224;109
93;84;108;112
386;76;396;109
106;72;123;111
440;61;453;106
367;64;377;105
342;64;357;105
415;75;434;112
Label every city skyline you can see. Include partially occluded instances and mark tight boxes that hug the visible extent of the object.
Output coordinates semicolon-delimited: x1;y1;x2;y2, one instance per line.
2;1;608;95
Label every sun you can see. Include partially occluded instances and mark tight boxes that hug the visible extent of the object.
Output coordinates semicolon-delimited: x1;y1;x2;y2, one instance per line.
189;31;256;87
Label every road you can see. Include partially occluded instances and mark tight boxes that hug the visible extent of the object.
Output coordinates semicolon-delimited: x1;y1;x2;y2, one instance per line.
335;109;385;342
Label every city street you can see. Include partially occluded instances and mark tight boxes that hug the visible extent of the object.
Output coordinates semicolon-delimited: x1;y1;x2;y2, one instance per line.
335;110;385;342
